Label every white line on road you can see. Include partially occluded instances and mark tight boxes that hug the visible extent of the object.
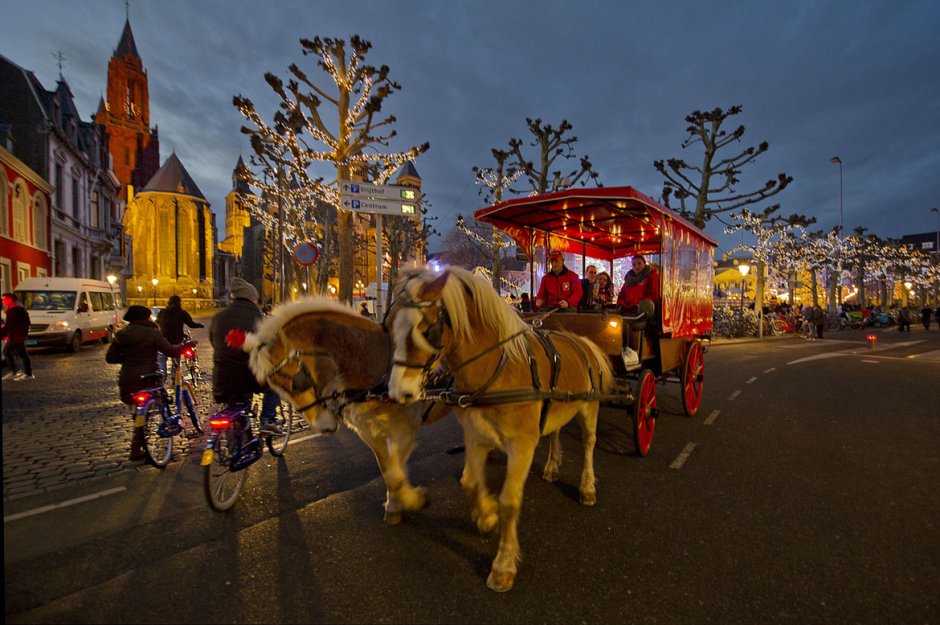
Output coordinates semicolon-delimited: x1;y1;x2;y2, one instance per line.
745;376;758;384
906;349;940;360
787;352;848;365
763;367;776;373
670;442;698;469
704;409;720;425
4;486;127;523
728;390;741;400
861;359;880;364
288;433;323;446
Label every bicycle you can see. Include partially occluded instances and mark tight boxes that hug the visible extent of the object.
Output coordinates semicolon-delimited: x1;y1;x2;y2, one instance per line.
202;394;296;511
167;332;205;389
131;356;203;468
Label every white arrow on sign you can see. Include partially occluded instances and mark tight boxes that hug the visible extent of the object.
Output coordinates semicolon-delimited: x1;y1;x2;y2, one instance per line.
339;180;420;203
341;197;418;216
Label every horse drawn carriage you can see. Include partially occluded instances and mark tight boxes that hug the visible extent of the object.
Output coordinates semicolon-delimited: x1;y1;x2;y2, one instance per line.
474;186;717;455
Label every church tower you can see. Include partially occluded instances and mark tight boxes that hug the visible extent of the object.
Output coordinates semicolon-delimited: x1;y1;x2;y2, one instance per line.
219;156;253;260
95;18;160;202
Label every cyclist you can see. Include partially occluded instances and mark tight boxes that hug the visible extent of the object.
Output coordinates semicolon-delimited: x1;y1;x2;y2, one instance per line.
209;277;282;435
105;305;196;460
156;295;205;377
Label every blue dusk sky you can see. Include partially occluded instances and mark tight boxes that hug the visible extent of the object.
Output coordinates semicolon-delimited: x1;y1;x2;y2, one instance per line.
3;0;939;257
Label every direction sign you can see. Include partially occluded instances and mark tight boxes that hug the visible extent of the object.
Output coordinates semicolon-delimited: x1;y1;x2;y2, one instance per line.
339;180;421;203
341;197;418;216
292;242;319;266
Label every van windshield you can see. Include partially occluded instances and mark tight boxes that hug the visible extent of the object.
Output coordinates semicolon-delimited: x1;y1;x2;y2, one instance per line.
15;290;77;311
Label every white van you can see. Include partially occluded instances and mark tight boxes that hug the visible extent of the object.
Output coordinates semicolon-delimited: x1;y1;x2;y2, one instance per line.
14;277;123;352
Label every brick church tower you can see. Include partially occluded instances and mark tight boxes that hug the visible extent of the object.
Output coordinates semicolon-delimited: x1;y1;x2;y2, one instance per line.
95;18;159;202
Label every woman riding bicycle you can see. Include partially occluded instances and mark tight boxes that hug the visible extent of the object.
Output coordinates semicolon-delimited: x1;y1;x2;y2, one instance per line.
156;295;204;377
106;305;196;460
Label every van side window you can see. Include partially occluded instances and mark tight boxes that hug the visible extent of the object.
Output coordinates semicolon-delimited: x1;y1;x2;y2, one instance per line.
78;292;89;313
90;291;105;312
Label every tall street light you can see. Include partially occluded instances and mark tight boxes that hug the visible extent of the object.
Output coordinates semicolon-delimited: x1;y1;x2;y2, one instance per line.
738;263;750;313
151;278;159;308
831;156;844;309
931;207;939;255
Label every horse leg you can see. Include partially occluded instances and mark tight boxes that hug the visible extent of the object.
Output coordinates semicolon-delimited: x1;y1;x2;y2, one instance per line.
576;406;599;506
541;430;562;482
354;423;420;526
487;437;538;593
459;425;499;536
386;425;428;513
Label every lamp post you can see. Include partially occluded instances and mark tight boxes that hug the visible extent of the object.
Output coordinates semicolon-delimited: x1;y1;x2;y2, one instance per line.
738;263;750;313
137;284;143;305
106;274;118;325
831;156;844;309
931;207;939;255
151;278;158;308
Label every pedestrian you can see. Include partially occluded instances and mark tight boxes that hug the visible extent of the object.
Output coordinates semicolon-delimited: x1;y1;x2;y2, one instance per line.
360;302;372;318
105;305;195;460
155;295;204;376
1;292;34;380
209;277;282;435
898;305;912;332
813;304;825;339
579;264;597;310
921;305;932;331
534;250;582;311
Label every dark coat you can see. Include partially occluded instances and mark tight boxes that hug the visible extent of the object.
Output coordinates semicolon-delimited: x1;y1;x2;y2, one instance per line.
209;298;265;404
106;321;184;404
156;303;204;343
1;304;30;342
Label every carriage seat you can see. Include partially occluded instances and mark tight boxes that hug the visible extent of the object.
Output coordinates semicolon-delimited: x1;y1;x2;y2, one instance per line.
620;299;656;332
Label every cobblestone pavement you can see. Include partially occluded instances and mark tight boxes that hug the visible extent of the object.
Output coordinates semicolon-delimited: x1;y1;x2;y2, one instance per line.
2;322;219;503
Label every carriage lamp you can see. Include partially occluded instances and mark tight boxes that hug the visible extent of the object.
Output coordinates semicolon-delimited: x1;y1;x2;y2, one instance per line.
608;319;620;329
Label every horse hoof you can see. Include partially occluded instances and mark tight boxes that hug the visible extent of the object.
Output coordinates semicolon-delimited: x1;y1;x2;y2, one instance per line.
541;469;559;482
383;510;403;526
580;492;596;506
486;570;515;592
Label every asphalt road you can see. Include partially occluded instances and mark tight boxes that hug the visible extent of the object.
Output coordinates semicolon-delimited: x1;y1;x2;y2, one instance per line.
3;321;939;624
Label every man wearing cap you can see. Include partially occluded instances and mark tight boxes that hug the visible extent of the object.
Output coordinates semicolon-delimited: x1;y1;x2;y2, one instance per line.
534;250;582;311
106;305;196;460
209;277;282;435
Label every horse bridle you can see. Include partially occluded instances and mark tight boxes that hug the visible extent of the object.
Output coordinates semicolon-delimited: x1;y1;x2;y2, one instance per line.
384;286;449;375
268;347;335;413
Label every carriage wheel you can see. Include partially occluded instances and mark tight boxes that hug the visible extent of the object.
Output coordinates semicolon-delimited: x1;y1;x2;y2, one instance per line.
632;369;657;456
681;340;705;417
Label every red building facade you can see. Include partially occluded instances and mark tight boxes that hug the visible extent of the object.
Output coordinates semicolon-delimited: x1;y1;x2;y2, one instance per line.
0;144;53;292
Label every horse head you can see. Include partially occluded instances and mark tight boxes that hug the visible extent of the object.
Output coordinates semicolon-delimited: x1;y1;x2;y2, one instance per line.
385;268;450;403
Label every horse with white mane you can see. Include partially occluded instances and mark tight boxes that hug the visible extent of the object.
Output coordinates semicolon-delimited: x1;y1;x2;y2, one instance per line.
385;266;614;592
241;297;449;525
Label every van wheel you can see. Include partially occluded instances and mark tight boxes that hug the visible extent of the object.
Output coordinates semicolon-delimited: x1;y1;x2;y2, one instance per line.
68;331;82;353
103;326;114;344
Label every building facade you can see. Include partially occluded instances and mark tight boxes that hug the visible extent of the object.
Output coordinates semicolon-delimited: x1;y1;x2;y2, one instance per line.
0;142;54;292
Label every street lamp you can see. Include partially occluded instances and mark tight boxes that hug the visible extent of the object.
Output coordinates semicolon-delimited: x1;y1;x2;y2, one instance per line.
931;207;939;255
137;285;143;304
831;156;844;309
738;263;750;313
151;278;158;308
831;157;843;233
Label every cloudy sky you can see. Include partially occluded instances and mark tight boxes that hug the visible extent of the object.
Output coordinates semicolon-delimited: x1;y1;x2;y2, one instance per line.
3;0;939;257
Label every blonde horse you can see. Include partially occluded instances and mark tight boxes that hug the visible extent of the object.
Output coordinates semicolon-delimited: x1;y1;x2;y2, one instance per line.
385;266;614;592
242;297;448;525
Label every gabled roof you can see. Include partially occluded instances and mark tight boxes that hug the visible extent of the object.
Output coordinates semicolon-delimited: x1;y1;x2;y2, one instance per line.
114;19;140;59
396;160;421;181
142;152;207;200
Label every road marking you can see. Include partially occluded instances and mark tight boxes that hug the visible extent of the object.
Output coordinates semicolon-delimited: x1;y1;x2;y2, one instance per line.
763;367;776;373
670;442;698;469
288;433;323;446
906;349;940;360
704;409;720;425
861;359;880;363
4;486;127;523
728;390;741;400
787;352;848;365
745;376;758;384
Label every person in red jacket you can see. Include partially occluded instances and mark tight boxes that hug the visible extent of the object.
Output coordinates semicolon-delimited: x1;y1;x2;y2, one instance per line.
2;292;34;381
534;250;582;311
616;255;660;313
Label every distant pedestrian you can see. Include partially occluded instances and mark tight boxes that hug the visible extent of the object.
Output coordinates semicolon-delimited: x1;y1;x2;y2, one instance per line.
921;305;932;331
898;306;912;332
813;304;825;339
2;292;34;381
360;302;372;318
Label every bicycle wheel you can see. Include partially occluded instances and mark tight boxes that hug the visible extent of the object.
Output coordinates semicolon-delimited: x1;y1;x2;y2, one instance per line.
181;383;203;434
141;399;173;468
203;427;247;512
265;402;295;457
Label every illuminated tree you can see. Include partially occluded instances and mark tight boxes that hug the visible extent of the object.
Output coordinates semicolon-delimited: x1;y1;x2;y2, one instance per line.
655;105;792;229
467;148;521;290
234;35;429;303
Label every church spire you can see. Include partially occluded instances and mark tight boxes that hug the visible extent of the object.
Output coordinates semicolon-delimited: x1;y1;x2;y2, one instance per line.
114;18;140;60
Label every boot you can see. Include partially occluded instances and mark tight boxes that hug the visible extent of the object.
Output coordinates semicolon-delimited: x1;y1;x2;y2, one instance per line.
130;426;146;461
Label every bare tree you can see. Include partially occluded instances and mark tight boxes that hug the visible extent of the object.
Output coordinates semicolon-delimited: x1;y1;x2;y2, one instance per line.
509;118;600;194
234;35;429;303
467;148;520;289
655;105;792;229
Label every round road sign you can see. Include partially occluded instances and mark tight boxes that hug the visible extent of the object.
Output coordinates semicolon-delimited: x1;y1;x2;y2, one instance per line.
292;242;319;266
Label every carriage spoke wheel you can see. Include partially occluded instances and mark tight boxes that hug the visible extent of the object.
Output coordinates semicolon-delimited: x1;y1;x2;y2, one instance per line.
632;369;657;456
681;340;705;417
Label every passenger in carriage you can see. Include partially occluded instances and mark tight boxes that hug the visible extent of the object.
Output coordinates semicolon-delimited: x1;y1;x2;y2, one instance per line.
616;255;660;317
534;250;582;311
578;265;597;310
593;271;615;307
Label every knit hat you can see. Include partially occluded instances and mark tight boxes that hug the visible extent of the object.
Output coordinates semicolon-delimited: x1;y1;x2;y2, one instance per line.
230;277;259;302
124;305;152;322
